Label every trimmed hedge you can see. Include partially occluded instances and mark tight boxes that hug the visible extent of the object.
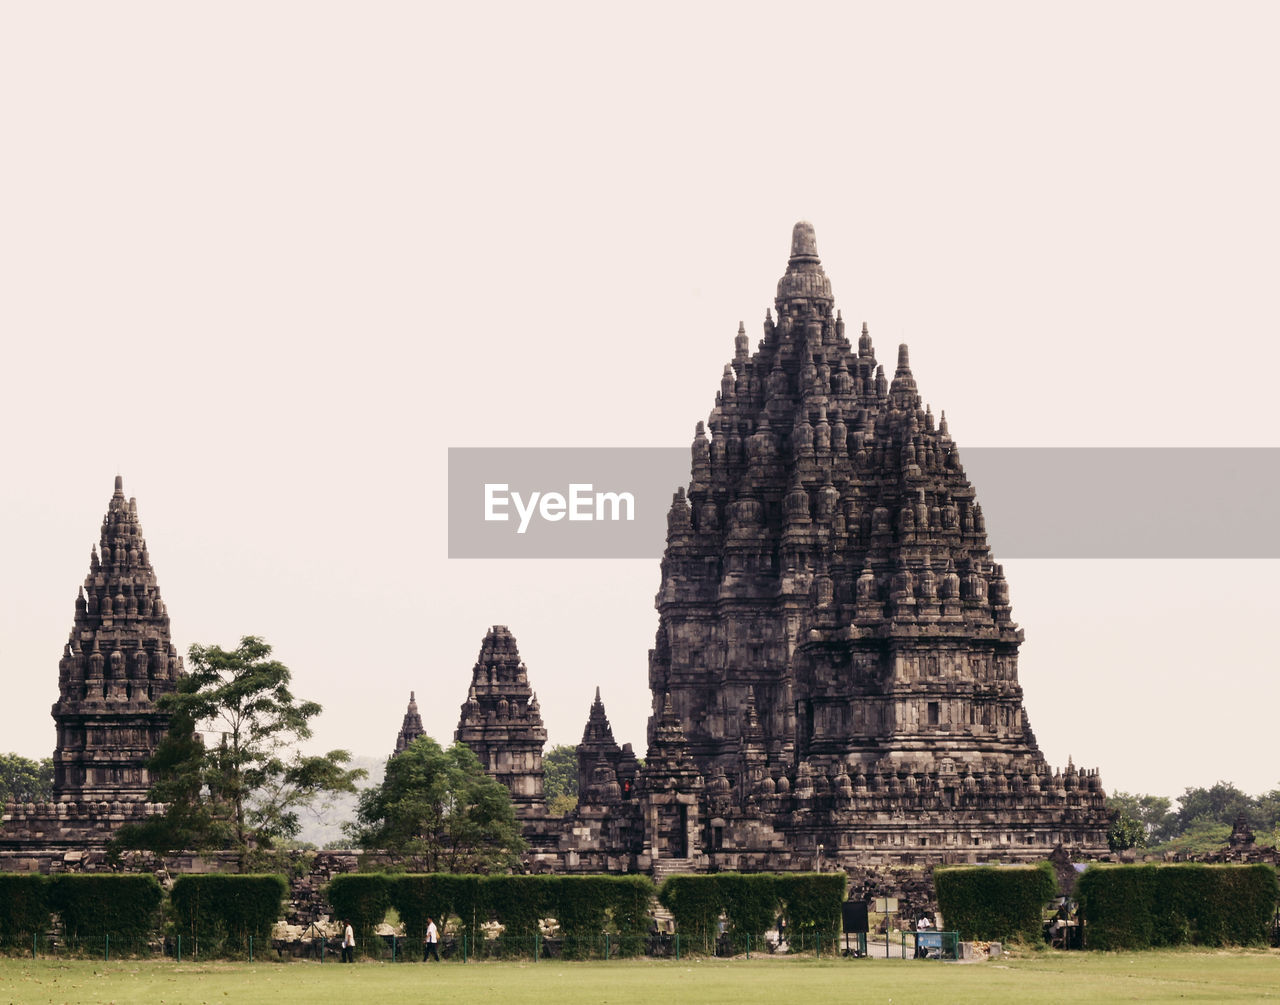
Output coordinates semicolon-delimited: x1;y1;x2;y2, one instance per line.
382;874;656;955
658;873;842;953
1078;863;1278;950
390;874;475;947
658;875;723;953
775;874;844;937
719;873;777;944
48;874;163;944
597;875;656;952
0;874;51;948
326;873;393;952
934;862;1057;942
483;874;556;942
169;875;287;957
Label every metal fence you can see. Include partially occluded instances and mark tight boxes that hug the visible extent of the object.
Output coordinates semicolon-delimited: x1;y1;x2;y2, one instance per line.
6;934;269;962
901;931;960;960
2;929;943;963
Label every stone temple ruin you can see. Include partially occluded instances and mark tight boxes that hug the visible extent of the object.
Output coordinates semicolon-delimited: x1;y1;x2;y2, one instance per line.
3;225;1110;877
420;222;1108;872
1;476;179;850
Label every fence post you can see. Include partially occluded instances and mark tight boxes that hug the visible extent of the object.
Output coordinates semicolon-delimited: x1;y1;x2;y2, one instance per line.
392;935;397;963
605;933;610;960
534;930;540;963
462;933;468;964
105;934;109;962
249;936;254;963
32;932;36;959
675;933;680;961
177;934;181;963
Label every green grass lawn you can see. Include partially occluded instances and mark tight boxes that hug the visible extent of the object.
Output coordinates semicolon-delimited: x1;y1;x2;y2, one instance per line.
1;951;1277;1005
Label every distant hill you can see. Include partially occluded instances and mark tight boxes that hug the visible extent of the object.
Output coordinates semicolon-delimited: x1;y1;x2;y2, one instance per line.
293;754;385;849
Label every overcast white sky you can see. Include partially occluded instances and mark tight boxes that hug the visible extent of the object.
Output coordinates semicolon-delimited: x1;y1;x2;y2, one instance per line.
1;2;1276;803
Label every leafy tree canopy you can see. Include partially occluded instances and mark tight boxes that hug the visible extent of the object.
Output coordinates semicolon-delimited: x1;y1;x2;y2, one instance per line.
1173;780;1254;833
114;636;364;870
0;753;53;804
543;743;578;816
1109;781;1280;856
1107;810;1147;853
1106;791;1175;843
347;735;525;873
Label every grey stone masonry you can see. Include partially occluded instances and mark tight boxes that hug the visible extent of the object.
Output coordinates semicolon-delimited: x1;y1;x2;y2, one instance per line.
633;222;1109;866
2;476;181;848
454;626;547;817
393;691;426;755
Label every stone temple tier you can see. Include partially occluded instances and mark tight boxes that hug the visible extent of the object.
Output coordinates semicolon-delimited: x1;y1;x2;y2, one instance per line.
634;222;1108;866
454;626;548;818
2;476;180;848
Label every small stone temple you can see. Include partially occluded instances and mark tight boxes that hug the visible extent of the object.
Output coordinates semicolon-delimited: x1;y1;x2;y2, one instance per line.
1;476;180;848
453;626;547;818
435;223;1109;873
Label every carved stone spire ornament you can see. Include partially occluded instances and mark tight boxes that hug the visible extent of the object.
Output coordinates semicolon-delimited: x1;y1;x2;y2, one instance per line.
454;626;547;817
642;223;1108;861
52;476;184;804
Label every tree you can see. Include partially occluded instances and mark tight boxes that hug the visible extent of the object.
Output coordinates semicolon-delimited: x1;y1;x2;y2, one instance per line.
1106;791;1175;844
1173;781;1256;834
114;636;364;871
543;743;579;817
1107;810;1147;853
1153;816;1233;857
347;735;525;873
0;753;53;804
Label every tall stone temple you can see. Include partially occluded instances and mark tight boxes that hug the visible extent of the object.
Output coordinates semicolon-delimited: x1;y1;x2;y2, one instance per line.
454;626;547;818
1;476;180;849
416;223;1108;874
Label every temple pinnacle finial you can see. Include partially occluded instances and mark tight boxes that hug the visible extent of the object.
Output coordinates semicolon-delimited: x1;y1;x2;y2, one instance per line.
790;221;819;261
113;475;124;497
776;222;833;305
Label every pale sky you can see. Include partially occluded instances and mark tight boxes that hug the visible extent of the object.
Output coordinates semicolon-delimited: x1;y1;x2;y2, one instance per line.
1;2;1277;804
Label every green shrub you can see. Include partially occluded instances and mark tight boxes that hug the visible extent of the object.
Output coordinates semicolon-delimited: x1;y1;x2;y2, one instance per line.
49;874;163;946
169;875;287;957
602;875;656;956
553;876;610;956
326;873;392;951
0;875;51;948
390;874;447;947
659;873;839;953
1078;863;1278;950
934;862;1057;942
719;873;777;947
658;875;723;954
775;874;844;938
481;874;556;954
386;873;482;950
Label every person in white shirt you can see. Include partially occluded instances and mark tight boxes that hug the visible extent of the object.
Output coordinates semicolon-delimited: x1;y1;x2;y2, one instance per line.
342;920;355;963
915;915;932;958
423;917;440;962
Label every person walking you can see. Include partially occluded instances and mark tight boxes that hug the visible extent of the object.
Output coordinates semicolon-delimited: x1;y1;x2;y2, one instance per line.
423;916;440;962
341;919;355;963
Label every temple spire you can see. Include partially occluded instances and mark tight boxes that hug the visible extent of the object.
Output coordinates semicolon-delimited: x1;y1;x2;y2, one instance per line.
393;691;425;755
776;221;834;307
454;626;547;816
50;477;182;808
